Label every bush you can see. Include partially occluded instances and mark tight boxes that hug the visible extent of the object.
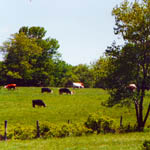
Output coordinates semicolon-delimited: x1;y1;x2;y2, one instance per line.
40;122;92;138
84;112;114;134
116;124;138;133
142;140;150;150
13;125;36;140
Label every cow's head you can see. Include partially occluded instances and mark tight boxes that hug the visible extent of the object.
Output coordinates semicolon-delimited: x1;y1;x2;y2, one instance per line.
4;85;7;88
128;84;137;92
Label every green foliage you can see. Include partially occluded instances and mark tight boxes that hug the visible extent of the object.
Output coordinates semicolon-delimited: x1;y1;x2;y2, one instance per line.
0;122;91;140
116;124;138;133
19;26;46;39
142;140;150;150
0;26;62;86
85;112;114;134
40;122;91;138
1;32;42;83
102;0;150;131
52;60;76;87
0;26;95;87
91;57;110;88
72;64;94;88
13;125;36;140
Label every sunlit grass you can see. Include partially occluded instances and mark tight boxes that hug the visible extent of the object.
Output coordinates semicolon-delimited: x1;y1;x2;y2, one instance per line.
0;87;149;127
0;87;150;149
0;132;149;150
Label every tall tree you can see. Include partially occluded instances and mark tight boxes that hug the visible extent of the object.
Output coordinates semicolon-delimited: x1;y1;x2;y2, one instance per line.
19;26;60;86
0;26;60;86
104;0;150;131
1;32;42;85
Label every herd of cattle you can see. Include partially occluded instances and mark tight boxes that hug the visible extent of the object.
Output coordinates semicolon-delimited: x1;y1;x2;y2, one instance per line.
3;83;137;108
4;84;78;108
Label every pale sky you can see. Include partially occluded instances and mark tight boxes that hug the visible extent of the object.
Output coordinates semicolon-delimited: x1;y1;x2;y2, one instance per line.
0;0;125;66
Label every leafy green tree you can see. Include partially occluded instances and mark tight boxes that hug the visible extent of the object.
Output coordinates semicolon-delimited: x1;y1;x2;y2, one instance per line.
0;61;7;85
92;57;110;88
53;60;78;87
73;64;94;88
0;26;60;86
19;26;60;86
1;32;42;85
104;0;150;131
19;26;46;39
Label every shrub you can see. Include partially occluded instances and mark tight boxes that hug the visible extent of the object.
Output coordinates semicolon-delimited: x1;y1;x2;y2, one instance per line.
116;123;138;133
142;140;150;150
13;125;36;140
84;112;114;134
40;122;92;138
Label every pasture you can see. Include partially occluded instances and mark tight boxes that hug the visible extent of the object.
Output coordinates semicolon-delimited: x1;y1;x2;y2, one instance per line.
0;87;106;126
0;132;150;150
0;87;150;149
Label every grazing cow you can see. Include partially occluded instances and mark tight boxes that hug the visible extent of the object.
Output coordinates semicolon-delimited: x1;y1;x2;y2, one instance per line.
4;84;16;90
72;82;84;88
59;88;73;95
128;84;137;92
32;99;46;108
41;87;53;93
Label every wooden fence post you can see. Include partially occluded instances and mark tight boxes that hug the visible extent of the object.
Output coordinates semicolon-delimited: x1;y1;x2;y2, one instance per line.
4;120;7;141
36;120;40;138
120;116;123;128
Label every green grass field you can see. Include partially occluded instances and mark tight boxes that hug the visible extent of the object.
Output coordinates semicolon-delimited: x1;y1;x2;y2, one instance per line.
0;132;150;150
0;87;150;149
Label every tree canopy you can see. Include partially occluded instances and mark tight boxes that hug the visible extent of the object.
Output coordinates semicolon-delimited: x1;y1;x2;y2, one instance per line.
0;26;60;86
103;0;150;131
0;26;95;87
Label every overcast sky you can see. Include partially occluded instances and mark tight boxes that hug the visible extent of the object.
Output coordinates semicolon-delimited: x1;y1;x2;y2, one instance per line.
0;0;125;66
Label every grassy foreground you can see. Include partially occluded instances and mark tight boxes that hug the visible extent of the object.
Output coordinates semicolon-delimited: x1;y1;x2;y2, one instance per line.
0;132;149;150
0;87;150;149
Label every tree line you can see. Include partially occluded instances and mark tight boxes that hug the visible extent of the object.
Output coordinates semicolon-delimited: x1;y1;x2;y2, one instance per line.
0;26;103;87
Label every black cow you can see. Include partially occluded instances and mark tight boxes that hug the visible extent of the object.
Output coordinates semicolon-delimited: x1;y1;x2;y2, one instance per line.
41;88;53;93
59;88;72;95
32;99;46;108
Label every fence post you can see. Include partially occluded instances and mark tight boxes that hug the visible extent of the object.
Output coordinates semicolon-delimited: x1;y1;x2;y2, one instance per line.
4;120;7;141
120;116;123;128
36;120;40;138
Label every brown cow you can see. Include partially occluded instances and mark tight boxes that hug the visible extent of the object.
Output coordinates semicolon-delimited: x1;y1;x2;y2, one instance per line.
4;84;16;90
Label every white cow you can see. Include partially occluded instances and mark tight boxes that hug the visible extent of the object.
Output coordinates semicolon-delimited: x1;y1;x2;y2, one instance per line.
128;84;137;91
73;82;84;88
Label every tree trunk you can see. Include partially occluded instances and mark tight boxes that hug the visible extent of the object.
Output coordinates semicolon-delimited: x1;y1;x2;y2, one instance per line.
135;99;150;131
134;100;144;131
